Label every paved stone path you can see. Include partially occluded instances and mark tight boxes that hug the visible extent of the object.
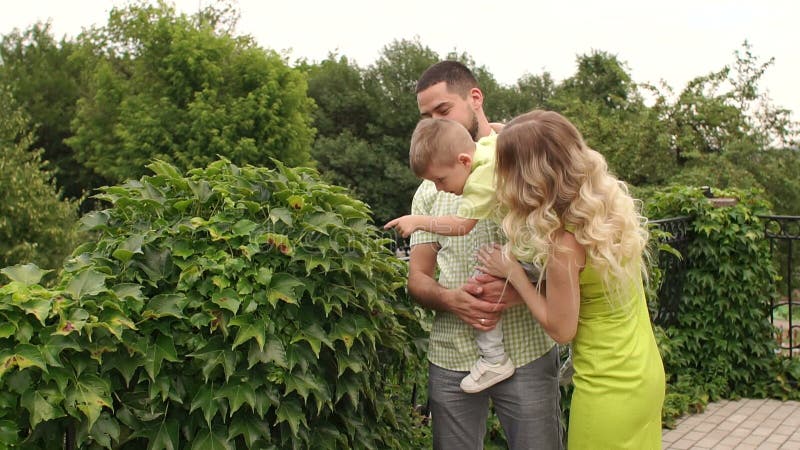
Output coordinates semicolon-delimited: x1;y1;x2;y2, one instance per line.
662;398;800;449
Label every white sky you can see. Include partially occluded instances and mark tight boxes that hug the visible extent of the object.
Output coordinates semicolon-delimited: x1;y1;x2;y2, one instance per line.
2;0;798;117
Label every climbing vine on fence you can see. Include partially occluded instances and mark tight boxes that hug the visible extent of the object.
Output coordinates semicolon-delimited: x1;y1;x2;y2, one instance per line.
644;186;800;426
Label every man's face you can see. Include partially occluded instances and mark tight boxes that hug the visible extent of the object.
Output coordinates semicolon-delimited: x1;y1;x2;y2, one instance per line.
417;82;479;140
422;161;470;195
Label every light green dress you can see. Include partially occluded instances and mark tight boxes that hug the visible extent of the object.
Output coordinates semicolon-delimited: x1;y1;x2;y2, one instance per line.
567;260;665;449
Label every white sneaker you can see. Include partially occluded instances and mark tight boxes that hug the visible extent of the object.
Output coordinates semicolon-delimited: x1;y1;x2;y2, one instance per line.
460;356;515;393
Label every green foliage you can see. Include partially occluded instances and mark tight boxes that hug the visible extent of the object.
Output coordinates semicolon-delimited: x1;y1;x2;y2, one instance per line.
311;132;420;225
304;38;439;224
0;88;80;270
0;22;94;201
67;0;315;184
0;158;428;448
644;186;800;426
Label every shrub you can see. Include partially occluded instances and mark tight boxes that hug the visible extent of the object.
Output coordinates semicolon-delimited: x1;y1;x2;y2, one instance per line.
0;158;427;449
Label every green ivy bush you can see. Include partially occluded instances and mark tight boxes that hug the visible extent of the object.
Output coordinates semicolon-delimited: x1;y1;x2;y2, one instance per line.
644;185;800;427
0;158;428;449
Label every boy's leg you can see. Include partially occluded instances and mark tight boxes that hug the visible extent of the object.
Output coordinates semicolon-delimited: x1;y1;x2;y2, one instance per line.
461;319;514;393
474;320;505;363
489;345;564;450
428;363;490;450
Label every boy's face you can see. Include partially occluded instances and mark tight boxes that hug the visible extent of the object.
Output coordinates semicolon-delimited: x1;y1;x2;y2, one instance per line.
423;160;471;195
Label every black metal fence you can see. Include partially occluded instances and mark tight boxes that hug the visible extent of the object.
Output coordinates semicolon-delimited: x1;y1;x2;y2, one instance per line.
649;216;693;328
759;215;800;356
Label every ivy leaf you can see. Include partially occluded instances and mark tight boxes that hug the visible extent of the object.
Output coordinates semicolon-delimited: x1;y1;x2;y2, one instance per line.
1;263;50;286
19;298;52;325
54;308;90;336
143;294;187;319
188;179;213;203
147;417;179;450
269;207;293;226
89;411;121;448
218;379;257;416
6;370;30;394
21;386;65;427
64;373;112;429
0;323;15;339
290;323;333;358
335;372;361;407
113;234;144;262
40;334;82;367
305;211;343;234
229;414;269;448
147;159;184;180
283;371;330;413
0;419;18;446
294;248;331;275
274;397;307;436
335;351;364;377
178;265;203;289
190;385;221;427
254;267;272;286
0;344;48;378
112;283;144;300
247;339;287;369
135;246;171;283
95;309;138;339
231;219;259;237
230;315;266;351
267;273;304;306
189;339;238;382
65;270;108;299
190;428;233;450
143;334;180;381
211;288;241;314
329;318;359;353
103;351;145;386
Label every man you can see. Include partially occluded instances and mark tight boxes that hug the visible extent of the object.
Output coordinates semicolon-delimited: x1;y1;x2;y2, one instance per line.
408;61;563;449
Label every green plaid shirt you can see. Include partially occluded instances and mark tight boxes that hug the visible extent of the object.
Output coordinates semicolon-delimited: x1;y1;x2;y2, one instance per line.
409;180;555;371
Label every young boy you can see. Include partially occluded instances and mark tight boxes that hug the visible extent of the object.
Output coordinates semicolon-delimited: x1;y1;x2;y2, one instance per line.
385;117;515;393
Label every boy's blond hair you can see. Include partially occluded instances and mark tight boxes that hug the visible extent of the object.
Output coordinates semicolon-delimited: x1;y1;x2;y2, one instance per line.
409;118;474;177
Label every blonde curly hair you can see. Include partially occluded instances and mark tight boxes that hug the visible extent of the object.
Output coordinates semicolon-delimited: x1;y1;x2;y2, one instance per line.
494;110;649;291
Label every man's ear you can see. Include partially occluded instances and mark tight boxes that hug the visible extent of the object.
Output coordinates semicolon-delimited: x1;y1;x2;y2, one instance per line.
469;87;484;109
457;153;473;167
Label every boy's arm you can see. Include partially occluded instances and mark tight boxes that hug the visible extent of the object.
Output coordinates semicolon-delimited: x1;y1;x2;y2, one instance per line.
384;214;478;238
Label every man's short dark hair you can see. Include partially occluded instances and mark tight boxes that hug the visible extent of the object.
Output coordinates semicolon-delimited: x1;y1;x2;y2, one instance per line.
415;61;479;97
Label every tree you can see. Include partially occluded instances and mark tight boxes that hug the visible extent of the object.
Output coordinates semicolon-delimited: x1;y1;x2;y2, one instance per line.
0;88;79;270
646;41;800;212
0;22;97;200
67;0;316;184
304;38;440;223
300;54;375;140
548;51;677;186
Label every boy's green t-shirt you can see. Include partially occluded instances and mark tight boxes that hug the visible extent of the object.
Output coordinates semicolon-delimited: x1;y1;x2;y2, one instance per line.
457;133;498;220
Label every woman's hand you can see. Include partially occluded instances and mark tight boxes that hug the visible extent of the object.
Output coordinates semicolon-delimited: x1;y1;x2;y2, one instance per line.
476;243;522;279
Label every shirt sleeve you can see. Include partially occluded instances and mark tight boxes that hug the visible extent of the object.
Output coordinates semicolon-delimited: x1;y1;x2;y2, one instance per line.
457;164;495;220
409;181;439;246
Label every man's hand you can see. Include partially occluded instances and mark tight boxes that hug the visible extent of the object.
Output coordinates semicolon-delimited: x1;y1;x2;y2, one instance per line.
463;272;525;308
444;287;505;331
408;242;502;331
